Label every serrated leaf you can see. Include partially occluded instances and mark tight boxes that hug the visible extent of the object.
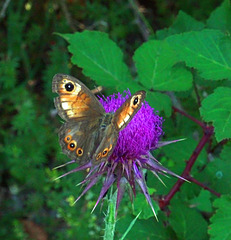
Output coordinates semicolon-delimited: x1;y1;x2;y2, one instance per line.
190;189;212;212
166;29;231;80
200;87;231;141
208;195;231;240
207;0;231;33
169;200;208;240
134;40;192;91
146;91;172;117
58;31;141;91
156;10;205;39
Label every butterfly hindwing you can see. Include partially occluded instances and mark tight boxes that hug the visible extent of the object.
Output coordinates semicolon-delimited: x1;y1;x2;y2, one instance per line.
58;121;101;164
92;124;118;165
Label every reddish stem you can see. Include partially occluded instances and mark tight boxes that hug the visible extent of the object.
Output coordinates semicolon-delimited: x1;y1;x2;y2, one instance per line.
159;107;217;209
172;106;205;128
188;176;221;197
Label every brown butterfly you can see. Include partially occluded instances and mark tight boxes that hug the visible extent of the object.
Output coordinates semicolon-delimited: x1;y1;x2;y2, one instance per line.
52;74;146;165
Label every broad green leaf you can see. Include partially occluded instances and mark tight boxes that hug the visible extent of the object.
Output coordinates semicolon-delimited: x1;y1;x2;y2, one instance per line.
134;40;192;91
169;200;208;240
156;10;205;39
197;143;231;195
120;212;141;240
190;189;212;212
116;214;170;240
146;91;172;117
167;29;231;80
200;87;231;141
208;195;231;240
207;0;231;33
58;31;140;90
133;192;159;220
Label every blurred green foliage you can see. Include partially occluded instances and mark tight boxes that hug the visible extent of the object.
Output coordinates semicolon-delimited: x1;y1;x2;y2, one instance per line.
0;0;230;239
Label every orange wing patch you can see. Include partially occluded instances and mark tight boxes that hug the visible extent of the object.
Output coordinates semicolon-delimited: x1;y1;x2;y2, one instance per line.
58;79;92;118
115;92;145;130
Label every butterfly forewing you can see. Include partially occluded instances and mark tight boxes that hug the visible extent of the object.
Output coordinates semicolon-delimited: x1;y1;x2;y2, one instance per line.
112;90;146;131
52;74;105;122
91;91;146;165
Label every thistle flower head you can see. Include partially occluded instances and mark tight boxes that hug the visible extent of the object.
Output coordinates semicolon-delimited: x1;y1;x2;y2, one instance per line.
56;90;184;218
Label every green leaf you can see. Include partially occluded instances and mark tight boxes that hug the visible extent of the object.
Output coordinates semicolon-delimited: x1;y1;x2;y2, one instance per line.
58;31;140;90
116;214;170;240
156;10;205;39
190;189;213;212
120;212;141;240
207;0;231;33
133;193;159;220
200;87;231;141
208;195;231;240
166;29;231;80
134;40;192;91
169;199;208;240
146;91;172;117
197;143;231;195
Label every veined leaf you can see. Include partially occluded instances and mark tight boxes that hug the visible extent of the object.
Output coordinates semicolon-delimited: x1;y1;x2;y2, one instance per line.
169;199;208;240
200;87;231;141
156;10;205;39
208;195;231;240
146;91;172;117
207;0;231;33
58;31;138;90
134;40;192;91
166;29;231;80
190;189;212;212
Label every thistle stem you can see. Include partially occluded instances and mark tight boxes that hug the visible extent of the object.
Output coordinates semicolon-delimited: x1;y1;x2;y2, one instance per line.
104;188;117;240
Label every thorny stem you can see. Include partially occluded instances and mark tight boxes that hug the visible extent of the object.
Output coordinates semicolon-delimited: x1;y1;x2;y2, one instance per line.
188;176;220;197
172;106;205;128
159;107;218;209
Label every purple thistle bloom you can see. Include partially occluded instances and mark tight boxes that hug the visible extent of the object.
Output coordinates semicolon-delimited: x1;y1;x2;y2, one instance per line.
55;90;184;218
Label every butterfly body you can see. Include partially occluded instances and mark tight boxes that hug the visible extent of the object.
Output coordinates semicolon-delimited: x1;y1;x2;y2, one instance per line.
53;74;146;165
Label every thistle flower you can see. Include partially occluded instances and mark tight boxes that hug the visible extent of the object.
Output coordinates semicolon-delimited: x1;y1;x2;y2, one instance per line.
55;90;184;218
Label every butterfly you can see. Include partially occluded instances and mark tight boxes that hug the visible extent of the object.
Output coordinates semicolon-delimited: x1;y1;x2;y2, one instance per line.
52;74;146;166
